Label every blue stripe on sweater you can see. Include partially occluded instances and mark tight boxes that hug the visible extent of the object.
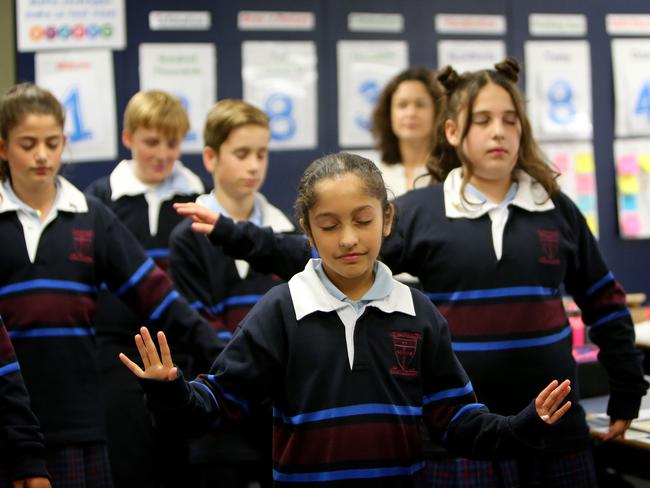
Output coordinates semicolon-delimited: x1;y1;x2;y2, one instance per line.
0;279;96;296
0;361;19;376
441;403;485;444
425;286;558;302
273;461;426;483
588;309;630;329
274;403;422;425
115;258;155;296
147;248;170;259
452;327;571;351
582;272;614;298
149;290;179;320
205;374;250;413
9;328;96;339
423;382;473;405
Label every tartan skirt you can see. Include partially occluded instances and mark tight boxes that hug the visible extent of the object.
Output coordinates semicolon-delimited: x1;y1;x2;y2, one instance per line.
421;449;597;488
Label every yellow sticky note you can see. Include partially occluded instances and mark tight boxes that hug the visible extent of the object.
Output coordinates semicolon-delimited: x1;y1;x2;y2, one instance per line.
618;175;641;194
639;154;650;173
586;215;598;236
575;153;595;173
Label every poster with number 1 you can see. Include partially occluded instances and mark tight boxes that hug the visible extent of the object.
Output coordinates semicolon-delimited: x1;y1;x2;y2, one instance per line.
35;49;117;162
525;41;593;141
337;41;408;148
242;41;318;150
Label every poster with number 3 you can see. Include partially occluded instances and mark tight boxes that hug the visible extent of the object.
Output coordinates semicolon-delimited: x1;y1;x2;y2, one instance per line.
36;49;117;162
242;41;318;150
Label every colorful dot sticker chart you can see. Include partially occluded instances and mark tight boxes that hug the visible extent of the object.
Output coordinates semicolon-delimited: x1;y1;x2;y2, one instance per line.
540;142;599;236
613;139;650;239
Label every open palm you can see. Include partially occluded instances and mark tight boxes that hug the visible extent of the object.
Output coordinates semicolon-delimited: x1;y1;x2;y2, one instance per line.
119;327;177;381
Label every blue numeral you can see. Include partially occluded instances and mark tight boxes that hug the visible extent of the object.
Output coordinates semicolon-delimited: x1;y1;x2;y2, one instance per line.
62;87;92;142
264;93;296;141
354;80;380;130
634;81;650;121
547;80;575;125
176;94;197;142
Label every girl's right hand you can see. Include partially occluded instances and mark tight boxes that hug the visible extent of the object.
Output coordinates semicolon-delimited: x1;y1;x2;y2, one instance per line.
119;327;178;381
173;202;220;235
12;477;51;488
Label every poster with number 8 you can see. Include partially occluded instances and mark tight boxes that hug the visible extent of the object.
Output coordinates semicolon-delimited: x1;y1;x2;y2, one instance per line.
336;41;408;148
35;49;117;162
612;39;650;137
525;41;593;141
242;41;317;150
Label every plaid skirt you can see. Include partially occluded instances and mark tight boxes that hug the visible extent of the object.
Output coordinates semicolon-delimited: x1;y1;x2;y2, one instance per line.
0;442;112;488
421;449;597;488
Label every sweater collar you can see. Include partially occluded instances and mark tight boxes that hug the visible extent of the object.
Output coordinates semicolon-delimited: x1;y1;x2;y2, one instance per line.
288;259;415;320
109;159;204;201
443;167;555;219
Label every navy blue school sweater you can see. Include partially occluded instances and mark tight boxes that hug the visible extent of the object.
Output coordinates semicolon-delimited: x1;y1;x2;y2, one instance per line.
0;178;220;446
201;181;648;455
0;316;48;481
140;261;552;487
85;161;204;345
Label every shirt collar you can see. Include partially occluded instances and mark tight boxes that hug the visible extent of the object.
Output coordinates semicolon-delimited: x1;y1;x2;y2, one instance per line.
109;159;204;201
196;191;264;227
288;259;415;320
0;176;88;215
443;167;554;219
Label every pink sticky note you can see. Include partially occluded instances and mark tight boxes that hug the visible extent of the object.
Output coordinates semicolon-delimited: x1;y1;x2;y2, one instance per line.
621;214;642;237
575;174;595;194
553;153;570;173
617;154;640;176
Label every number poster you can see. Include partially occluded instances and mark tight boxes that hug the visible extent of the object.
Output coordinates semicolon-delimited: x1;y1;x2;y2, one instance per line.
139;43;216;154
35;49;117;162
336;40;408;148
242;41;318;150
613;139;650;239
612;39;650;137
525;41;593;141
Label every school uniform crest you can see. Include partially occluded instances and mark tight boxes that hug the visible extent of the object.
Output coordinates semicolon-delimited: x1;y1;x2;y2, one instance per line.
536;229;560;265
389;331;421;377
69;229;94;263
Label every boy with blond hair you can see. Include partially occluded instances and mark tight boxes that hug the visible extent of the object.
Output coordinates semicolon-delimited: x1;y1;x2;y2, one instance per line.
86;89;205;486
169;99;294;487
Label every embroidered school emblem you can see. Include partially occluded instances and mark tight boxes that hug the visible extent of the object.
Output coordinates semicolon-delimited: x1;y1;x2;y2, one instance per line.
536;229;560;265
389;331;421;377
69;229;94;263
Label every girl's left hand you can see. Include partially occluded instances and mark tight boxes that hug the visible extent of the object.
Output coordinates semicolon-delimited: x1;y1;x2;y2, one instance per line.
602;418;632;441
12;477;52;488
535;379;572;424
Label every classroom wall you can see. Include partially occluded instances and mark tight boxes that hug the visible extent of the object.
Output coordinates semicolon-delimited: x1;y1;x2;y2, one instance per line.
13;0;650;299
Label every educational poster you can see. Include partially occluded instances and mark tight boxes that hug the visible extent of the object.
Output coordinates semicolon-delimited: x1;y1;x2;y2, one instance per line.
35;49;117;162
337;41;408;148
613;139;650;239
525;41;593;141
16;0;126;52
139;43;216;154
540;142;598;236
242;41;317;150
611;39;650;137
437;40;506;73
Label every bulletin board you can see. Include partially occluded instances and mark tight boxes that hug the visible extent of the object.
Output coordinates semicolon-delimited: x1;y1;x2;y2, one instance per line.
14;0;650;298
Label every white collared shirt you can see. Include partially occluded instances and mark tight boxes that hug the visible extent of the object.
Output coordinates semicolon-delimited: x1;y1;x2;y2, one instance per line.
0;177;88;263
109;159;204;236
288;259;415;369
443;168;555;260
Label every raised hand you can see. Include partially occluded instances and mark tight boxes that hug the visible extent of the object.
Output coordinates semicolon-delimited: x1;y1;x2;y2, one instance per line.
13;477;51;487
119;327;177;381
535;379;572;424
174;202;220;235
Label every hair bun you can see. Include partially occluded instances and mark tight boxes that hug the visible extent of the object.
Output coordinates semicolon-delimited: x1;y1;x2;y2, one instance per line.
494;57;520;82
437;65;461;94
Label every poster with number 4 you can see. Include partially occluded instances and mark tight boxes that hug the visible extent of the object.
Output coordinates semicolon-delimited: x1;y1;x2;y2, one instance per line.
242;41;317;150
35;49;117;162
612;39;650;137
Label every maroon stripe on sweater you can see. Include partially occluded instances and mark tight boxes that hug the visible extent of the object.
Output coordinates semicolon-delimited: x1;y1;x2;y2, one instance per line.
0;294;96;329
438;299;566;337
579;282;627;313
0;327;15;358
272;422;421;466
129;266;174;315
